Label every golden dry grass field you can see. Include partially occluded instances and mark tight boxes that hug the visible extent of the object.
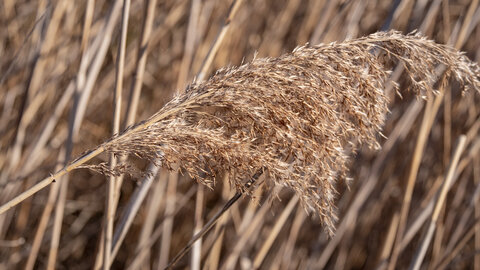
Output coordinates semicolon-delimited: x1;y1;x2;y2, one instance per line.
0;0;480;269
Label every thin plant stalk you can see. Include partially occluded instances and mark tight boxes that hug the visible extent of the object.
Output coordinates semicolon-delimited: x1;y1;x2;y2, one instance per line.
132;171;168;269
166;170;262;269
196;0;244;82
387;91;442;270
104;0;130;268
204;177;231;270
157;172;178;269
113;0;159;206
180;0;202;267
409;135;467;270
110;164;160;265
436;222;478;270
252;195;299;268
220;187;276;270
398;138;480;254
24;148;65;270
80;0;95;53
126;186;197;270
474;154;480;270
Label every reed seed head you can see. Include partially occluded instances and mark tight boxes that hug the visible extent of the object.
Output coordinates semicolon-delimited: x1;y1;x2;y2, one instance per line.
99;30;480;235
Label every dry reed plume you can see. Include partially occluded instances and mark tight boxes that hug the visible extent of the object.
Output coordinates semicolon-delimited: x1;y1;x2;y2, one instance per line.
82;30;479;235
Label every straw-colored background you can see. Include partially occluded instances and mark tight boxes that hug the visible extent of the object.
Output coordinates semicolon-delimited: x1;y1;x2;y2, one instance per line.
0;0;479;269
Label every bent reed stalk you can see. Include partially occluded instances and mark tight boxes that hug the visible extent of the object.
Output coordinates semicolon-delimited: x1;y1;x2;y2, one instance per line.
1;31;479;234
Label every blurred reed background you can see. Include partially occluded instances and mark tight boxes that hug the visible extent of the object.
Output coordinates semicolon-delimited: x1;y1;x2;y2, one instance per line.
0;0;479;269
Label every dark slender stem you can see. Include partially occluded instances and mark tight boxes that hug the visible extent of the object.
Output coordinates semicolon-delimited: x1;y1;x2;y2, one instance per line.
165;168;264;269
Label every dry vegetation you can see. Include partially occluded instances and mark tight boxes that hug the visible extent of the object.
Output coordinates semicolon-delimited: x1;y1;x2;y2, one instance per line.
0;0;480;269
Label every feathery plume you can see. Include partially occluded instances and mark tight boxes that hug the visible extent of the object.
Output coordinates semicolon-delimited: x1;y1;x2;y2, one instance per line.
91;31;479;234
